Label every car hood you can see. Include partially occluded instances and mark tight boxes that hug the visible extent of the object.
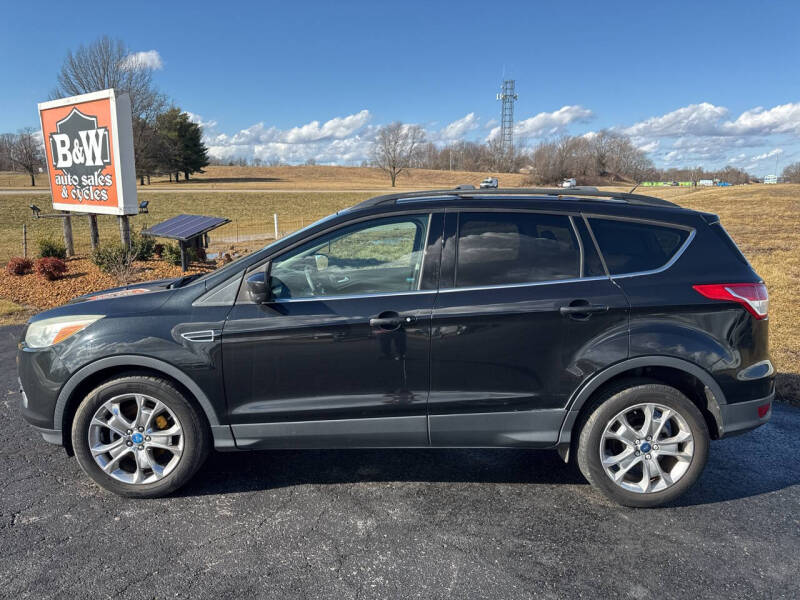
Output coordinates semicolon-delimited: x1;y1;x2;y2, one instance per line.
67;278;180;304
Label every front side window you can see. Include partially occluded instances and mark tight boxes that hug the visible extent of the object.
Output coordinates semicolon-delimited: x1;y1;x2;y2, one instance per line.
455;212;581;287
270;215;429;299
588;218;691;275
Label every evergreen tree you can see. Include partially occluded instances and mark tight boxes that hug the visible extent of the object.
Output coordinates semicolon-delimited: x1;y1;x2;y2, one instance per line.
155;108;209;181
177;114;209;180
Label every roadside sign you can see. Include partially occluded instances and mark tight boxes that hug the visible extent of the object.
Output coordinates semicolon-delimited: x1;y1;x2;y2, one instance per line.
38;89;138;215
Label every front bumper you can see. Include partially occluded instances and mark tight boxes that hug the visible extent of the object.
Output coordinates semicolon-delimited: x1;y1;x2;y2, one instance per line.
718;392;773;437
19;378;63;445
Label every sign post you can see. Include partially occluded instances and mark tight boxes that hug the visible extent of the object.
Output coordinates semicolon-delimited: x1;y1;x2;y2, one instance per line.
38;89;138;249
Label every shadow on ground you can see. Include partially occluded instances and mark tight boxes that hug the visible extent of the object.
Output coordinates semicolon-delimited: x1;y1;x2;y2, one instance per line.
178;406;800;507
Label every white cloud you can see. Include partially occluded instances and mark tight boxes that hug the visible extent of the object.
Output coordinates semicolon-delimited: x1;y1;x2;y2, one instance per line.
203;110;375;165
637;139;660;153
437;113;480;141
120;50;163;71
488;105;593;141
750;148;783;161
722;104;800;136
199;100;800;171
186;112;217;131
284;110;371;143
624;103;729;138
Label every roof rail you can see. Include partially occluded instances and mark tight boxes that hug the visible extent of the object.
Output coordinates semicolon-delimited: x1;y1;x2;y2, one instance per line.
354;187;679;209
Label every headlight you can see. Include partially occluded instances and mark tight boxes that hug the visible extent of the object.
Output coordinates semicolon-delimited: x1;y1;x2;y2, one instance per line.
25;315;104;348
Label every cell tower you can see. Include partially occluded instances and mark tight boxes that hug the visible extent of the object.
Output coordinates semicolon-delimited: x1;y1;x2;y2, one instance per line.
496;80;518;155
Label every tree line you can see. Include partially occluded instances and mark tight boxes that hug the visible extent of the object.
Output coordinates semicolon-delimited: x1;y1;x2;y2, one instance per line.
0;36;209;186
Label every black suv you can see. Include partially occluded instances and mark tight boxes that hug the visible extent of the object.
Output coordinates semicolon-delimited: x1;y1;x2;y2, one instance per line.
17;188;774;507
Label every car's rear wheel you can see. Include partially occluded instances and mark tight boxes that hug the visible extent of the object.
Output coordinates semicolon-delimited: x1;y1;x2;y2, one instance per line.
577;380;709;508
72;375;210;498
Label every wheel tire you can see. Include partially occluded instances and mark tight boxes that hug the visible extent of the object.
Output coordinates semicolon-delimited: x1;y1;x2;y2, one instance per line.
576;379;709;508
72;375;210;498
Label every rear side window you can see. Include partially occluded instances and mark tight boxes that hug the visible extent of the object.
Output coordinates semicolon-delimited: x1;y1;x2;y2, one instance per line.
588;218;690;275
456;212;580;287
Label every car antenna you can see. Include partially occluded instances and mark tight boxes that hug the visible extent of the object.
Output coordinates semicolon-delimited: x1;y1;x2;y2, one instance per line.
628;182;641;194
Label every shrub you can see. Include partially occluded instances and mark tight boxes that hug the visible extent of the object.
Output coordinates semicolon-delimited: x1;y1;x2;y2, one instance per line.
6;257;33;275
38;238;67;259
163;244;197;266
35;257;67;281
130;231;156;261
91;242;136;282
163;243;182;266
153;243;165;258
195;246;207;262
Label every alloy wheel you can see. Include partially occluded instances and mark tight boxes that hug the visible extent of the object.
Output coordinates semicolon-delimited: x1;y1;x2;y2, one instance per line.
599;402;694;494
87;393;184;484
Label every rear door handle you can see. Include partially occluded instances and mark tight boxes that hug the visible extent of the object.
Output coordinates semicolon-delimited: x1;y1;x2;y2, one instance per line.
559;304;608;314
559;303;609;318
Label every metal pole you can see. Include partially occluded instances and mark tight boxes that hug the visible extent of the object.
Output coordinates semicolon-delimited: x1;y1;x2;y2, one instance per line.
274;213;279;239
179;241;187;272
88;214;99;251
22;224;27;258
61;211;74;257
118;215;131;248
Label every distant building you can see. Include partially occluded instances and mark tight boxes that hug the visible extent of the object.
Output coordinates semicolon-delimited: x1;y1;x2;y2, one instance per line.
698;179;714;186
764;174;778;184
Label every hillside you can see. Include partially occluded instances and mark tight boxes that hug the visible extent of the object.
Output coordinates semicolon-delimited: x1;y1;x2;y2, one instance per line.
0;165;529;191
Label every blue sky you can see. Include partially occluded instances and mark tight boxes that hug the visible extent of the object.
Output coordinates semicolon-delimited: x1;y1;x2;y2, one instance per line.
2;0;799;174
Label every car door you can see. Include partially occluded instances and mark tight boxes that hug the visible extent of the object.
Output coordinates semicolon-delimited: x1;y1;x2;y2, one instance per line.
428;209;629;447
222;212;442;449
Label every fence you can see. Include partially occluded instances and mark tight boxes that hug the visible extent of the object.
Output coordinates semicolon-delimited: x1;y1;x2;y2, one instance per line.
12;213;326;261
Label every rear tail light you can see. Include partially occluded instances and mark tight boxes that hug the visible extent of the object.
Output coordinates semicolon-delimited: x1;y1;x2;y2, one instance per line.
692;283;769;319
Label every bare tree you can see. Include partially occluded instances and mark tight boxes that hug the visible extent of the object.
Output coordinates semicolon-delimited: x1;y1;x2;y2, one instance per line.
52;36;165;118
781;162;800;183
372;122;425;186
53;36;169;185
0;133;15;171
8;128;44;186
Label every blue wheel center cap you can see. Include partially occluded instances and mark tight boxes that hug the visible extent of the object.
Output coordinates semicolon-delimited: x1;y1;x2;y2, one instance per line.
131;432;144;444
640;442;652;453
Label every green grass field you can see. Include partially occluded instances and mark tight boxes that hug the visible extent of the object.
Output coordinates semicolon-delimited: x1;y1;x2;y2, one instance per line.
0;191;371;259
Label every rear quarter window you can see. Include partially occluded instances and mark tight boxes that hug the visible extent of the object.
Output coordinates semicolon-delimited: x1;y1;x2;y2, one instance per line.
588;218;691;275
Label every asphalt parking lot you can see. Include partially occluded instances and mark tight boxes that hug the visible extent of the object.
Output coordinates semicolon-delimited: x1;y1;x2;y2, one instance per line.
0;324;798;599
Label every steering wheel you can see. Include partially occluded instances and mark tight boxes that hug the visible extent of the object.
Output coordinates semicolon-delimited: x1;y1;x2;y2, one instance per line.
303;264;319;295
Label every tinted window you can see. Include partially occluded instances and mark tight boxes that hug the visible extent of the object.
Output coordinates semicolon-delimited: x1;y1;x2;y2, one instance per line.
588;218;690;275
270;216;429;298
455;212;580;287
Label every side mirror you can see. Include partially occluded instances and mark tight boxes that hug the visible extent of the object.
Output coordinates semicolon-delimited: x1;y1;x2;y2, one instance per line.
245;268;270;304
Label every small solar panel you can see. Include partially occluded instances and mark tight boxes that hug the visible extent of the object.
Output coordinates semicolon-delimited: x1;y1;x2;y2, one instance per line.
142;214;230;242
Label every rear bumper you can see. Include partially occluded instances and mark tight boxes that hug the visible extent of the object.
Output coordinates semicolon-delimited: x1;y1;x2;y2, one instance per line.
718;392;773;437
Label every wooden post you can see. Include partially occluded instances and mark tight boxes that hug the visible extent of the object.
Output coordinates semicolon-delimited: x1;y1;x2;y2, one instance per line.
61;211;74;257
118;215;131;248
22;224;27;258
88;214;99;251
179;241;187;272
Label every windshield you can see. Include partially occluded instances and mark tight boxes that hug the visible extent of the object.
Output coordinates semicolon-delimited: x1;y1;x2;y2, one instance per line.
188;212;342;286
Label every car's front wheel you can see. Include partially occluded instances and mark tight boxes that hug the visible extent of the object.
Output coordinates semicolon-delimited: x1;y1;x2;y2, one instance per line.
577;380;710;508
71;375;210;498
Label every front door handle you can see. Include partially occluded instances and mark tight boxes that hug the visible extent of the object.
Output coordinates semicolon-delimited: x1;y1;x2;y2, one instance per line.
560;301;609;319
370;312;416;330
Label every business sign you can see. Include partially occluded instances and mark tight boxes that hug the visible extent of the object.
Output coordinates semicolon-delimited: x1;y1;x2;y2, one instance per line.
38;89;138;215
